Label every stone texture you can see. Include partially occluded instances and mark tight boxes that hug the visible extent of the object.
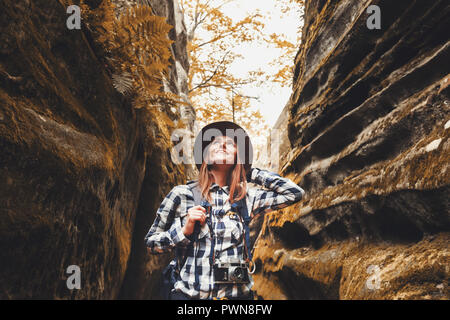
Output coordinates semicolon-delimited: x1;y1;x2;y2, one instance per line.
254;0;449;300
0;0;190;299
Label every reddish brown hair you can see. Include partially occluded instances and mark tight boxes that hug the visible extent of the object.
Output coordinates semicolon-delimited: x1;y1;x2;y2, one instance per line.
198;143;247;204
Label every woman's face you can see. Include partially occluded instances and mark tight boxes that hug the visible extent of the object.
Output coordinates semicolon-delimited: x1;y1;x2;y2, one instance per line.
207;136;237;167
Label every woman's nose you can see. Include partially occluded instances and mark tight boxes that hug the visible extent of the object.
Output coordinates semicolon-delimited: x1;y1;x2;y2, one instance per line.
219;141;227;149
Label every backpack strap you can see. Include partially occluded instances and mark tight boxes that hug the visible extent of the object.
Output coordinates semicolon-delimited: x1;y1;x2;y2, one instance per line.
187;181;211;238
239;198;252;262
231;198;253;262
188;180;203;206
187;181;213;293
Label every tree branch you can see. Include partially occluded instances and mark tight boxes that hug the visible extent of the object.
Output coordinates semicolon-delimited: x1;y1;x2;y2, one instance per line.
189;51;231;92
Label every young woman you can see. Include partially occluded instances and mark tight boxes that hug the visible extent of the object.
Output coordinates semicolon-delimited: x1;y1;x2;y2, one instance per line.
145;121;305;300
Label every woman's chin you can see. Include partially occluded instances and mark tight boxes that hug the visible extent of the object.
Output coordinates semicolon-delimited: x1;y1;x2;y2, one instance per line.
210;160;235;168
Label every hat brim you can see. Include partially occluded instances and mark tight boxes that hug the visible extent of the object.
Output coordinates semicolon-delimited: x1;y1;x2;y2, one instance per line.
193;121;253;173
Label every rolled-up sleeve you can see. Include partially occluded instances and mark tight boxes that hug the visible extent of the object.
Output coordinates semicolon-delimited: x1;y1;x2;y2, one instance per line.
144;186;192;254
248;167;305;217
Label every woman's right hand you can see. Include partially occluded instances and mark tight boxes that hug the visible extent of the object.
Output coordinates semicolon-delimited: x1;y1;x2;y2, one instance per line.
182;205;207;236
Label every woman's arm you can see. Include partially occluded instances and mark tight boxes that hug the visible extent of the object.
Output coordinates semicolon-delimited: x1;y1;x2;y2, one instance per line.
144;186;192;254
247;167;305;217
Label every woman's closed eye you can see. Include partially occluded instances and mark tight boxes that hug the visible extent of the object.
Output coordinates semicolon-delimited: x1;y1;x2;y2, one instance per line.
212;138;235;145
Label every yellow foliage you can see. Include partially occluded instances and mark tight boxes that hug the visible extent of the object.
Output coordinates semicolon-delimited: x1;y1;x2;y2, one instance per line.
180;0;270;135
79;0;181;110
180;0;302;137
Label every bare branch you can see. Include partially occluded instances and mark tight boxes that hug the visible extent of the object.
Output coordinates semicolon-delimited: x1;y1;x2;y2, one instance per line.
189;51;231;92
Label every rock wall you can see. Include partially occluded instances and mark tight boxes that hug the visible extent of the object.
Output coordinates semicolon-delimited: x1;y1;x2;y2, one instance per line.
253;0;449;299
0;0;191;299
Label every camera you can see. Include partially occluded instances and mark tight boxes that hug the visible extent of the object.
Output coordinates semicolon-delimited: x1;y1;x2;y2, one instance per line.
213;257;250;284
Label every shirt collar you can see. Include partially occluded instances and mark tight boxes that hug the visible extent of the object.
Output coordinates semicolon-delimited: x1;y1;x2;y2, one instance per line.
209;183;230;194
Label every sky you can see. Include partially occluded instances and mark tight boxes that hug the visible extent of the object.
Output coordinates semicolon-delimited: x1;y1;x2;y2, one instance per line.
219;0;303;127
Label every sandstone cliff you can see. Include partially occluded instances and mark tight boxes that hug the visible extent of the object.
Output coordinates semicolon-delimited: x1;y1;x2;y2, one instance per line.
253;0;449;299
0;0;191;299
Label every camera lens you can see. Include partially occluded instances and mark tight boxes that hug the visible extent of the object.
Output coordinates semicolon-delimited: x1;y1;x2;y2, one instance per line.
233;267;243;279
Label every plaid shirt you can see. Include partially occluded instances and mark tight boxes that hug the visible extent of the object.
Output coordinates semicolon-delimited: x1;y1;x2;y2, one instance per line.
144;167;305;299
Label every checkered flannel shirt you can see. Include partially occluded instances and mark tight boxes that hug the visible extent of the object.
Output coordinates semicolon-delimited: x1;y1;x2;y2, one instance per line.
144;167;305;299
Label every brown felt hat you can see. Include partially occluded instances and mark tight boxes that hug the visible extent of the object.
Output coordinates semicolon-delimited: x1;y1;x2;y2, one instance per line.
193;121;253;173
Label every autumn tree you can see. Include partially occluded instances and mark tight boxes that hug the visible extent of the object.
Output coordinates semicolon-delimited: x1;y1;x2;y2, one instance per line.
265;0;305;87
179;0;268;135
179;0;305;140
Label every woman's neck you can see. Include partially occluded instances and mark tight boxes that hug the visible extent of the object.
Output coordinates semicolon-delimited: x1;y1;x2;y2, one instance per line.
209;167;230;187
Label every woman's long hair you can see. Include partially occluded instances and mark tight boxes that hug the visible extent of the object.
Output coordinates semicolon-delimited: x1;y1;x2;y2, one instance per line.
198;143;247;204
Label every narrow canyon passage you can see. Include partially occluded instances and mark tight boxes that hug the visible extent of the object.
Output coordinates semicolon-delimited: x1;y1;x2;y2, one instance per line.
0;0;448;300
